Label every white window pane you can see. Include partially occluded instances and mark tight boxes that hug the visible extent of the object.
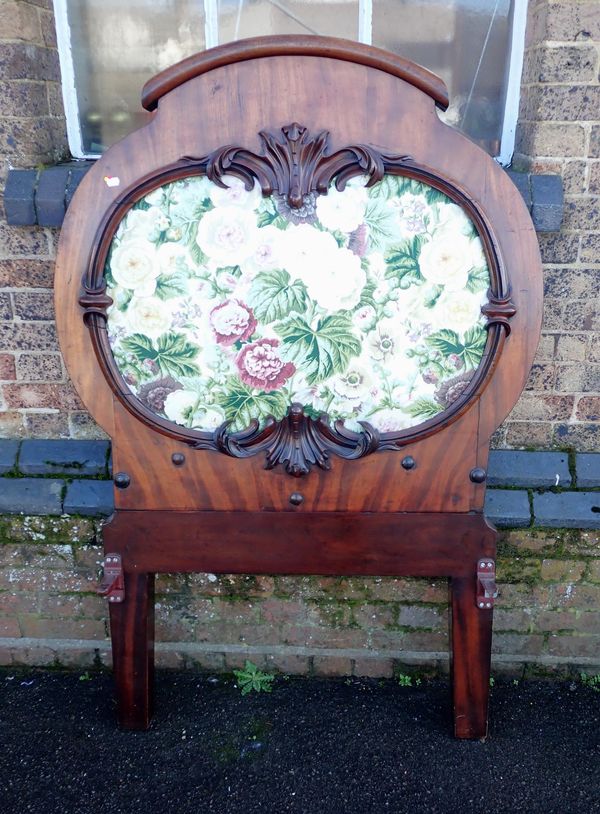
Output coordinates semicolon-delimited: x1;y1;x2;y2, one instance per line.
65;0;206;154
216;0;359;41
372;0;514;155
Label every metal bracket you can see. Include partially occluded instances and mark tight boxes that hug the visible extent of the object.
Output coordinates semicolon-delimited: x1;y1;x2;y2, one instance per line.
97;553;125;603
476;559;498;609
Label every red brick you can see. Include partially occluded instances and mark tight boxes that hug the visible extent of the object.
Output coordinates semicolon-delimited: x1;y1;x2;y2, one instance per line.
264;652;310;675
492;634;545;656
0;617;20;637
0;259;54;287
0;354;16;380
313;656;352;676
545;634;600;659
353;657;394;678
261;599;308;624
17;614;107;639
351;603;395;629
576;397;600;422
540;559;587;582
2;382;82;410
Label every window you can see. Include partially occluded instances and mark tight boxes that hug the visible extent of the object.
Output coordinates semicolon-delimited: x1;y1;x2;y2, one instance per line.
54;0;526;165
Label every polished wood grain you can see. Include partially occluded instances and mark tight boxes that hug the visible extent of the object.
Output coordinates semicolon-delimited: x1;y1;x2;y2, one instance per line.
53;36;544;737
141;35;450;112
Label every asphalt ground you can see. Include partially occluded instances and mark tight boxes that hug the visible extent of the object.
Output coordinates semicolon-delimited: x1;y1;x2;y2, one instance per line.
1;669;599;814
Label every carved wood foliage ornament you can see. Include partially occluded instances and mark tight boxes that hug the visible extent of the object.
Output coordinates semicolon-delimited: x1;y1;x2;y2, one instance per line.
79;123;518;477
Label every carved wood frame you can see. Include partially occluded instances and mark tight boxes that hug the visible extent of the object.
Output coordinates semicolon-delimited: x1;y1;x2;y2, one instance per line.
78;122;516;476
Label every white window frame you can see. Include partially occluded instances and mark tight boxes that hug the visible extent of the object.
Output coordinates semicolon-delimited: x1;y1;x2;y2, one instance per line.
53;0;526;165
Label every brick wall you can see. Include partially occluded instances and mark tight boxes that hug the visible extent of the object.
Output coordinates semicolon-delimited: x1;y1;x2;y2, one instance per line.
0;0;93;439
507;0;600;451
0;0;598;445
1;515;599;676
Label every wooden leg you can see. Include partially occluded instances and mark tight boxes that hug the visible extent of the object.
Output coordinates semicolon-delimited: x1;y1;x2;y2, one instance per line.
109;571;155;730
450;575;493;739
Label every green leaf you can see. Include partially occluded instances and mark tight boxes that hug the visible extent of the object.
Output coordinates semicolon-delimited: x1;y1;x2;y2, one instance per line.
425;328;463;357
121;333;156;362
465;264;490;294
154;273;188;300
424;186;449;205
385;235;426;288
368;175;399;200
217;379;288;430
276;313;361;385
461;325;487;369
247;269;307;323
406;397;442;420
358;279;377;309
363;200;397;250
153;332;200;377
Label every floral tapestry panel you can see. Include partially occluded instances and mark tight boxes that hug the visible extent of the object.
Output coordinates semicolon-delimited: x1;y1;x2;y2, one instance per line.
105;174;491;433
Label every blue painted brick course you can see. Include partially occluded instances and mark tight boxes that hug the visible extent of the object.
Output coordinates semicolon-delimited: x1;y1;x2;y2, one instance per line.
0;479;63;515
35;165;70;227
63;480;114;516
575;454;600;488
484;490;531;528
4;169;37;225
0;440;20;475
533;492;600;529
19;440;109;476
488;450;571;488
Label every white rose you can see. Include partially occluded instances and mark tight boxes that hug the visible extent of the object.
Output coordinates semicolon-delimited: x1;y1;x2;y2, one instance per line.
121;207;169;241
433;203;473;238
196;206;259;266
370;408;413;433
306;244;367;311
110;239;160;296
164;390;197;427
195;405;226;430
430;289;487;333
156;242;192;277
316;184;367;233
280;225;339;286
469;236;488;273
240;225;285;276
126;296;173;338
209;175;262;210
418;232;473;291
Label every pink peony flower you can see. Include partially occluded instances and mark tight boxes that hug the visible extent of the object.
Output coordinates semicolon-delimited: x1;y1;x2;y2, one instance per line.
236;339;296;391
210;299;257;345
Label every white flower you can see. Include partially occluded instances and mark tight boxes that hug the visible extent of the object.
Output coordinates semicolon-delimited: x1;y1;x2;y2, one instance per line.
282;225;366;311
369;408;413;432
418;232;473;291
240;225;285;276
209;175;262;210
469;236;488;272
195;405;226;430
110;239;160;296
430;289;487;333
156;242;192;276
120;207;169;241
366;318;410;363
316;184;367;233
279;225;338;284
196;206;259;266
126;296;173;338
145;187;164;207
330;362;378;413
164;390;197;427
432;203;473;239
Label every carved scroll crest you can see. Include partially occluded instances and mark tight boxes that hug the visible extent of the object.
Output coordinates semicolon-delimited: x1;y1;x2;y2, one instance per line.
193;403;379;478
187;122;411;209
